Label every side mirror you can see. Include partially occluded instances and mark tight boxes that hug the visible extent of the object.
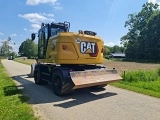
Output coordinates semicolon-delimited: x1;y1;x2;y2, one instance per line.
31;33;36;40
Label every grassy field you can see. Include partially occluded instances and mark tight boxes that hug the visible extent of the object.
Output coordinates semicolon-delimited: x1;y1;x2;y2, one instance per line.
103;60;160;98
103;60;160;74
0;60;37;120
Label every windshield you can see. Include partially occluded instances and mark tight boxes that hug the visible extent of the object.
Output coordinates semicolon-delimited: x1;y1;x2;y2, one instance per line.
51;27;65;36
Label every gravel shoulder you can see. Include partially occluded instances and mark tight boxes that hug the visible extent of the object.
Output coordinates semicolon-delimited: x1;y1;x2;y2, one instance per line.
2;59;160;120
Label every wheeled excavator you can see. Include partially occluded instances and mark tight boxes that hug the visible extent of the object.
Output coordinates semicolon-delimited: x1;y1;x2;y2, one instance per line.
30;21;122;96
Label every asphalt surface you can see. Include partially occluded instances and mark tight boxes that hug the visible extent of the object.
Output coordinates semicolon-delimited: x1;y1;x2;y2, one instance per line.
1;59;160;120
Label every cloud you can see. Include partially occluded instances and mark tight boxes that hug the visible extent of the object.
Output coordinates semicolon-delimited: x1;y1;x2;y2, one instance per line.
24;28;27;31
105;42;115;47
53;2;63;10
54;6;63;10
148;0;160;5
26;0;63;10
10;34;17;37
30;24;41;32
18;13;55;32
18;13;55;24
42;13;54;17
0;32;4;35
26;0;57;5
18;13;48;24
9;43;18;47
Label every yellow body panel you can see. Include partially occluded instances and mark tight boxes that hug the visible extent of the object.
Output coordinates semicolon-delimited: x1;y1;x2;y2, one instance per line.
40;32;104;64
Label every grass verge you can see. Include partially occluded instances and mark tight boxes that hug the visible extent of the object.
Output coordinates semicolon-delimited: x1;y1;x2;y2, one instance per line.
14;58;35;65
110;82;160;98
0;60;37;120
110;69;160;98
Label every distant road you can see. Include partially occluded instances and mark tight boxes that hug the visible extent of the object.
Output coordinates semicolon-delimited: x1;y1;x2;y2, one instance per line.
2;59;160;120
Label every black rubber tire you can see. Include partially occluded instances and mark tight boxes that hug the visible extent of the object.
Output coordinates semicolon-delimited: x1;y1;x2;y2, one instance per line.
52;70;63;96
34;67;44;85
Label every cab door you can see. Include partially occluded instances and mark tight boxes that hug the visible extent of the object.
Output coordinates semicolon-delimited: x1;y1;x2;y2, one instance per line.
38;26;49;59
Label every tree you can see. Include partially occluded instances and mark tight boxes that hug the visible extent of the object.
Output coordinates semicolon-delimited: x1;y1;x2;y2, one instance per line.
19;39;38;58
0;39;13;56
121;2;160;60
105;45;125;54
103;46;110;57
19;41;25;56
145;12;160;59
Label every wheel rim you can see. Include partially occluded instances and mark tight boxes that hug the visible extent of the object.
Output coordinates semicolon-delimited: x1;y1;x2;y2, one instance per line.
54;77;61;89
52;71;63;95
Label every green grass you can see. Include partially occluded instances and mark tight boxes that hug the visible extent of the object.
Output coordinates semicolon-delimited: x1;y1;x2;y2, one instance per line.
14;58;33;65
111;69;160;98
122;70;160;82
0;60;37;120
110;82;160;98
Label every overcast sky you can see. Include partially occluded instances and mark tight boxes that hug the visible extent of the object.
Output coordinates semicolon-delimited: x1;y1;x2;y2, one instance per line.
0;0;159;52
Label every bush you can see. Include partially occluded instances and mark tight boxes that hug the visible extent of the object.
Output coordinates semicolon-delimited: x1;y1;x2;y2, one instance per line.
157;67;160;76
122;69;159;83
104;55;110;59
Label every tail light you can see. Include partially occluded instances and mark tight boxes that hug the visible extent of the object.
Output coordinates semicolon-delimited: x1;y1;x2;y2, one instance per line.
89;43;99;57
62;45;66;50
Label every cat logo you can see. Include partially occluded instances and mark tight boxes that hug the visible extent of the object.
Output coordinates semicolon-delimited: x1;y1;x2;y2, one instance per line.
80;41;96;54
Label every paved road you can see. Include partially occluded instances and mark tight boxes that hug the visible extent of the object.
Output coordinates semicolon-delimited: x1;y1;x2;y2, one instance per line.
2;59;160;120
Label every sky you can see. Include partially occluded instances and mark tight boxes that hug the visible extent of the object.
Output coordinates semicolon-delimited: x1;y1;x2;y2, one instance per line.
0;0;159;53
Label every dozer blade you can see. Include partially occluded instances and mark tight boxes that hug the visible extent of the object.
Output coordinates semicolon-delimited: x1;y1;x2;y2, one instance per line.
70;69;122;89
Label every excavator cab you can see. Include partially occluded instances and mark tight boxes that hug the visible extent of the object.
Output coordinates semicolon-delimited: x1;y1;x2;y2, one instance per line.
31;22;70;59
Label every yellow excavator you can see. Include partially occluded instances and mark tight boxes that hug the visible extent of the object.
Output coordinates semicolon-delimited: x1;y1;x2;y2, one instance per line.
30;21;122;96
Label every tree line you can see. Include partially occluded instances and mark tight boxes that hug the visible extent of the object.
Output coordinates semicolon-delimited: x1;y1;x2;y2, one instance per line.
0;38;37;58
121;2;160;60
18;39;37;58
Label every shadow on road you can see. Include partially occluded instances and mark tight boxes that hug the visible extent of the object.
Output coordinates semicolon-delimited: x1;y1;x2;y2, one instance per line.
54;90;117;108
11;74;117;108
